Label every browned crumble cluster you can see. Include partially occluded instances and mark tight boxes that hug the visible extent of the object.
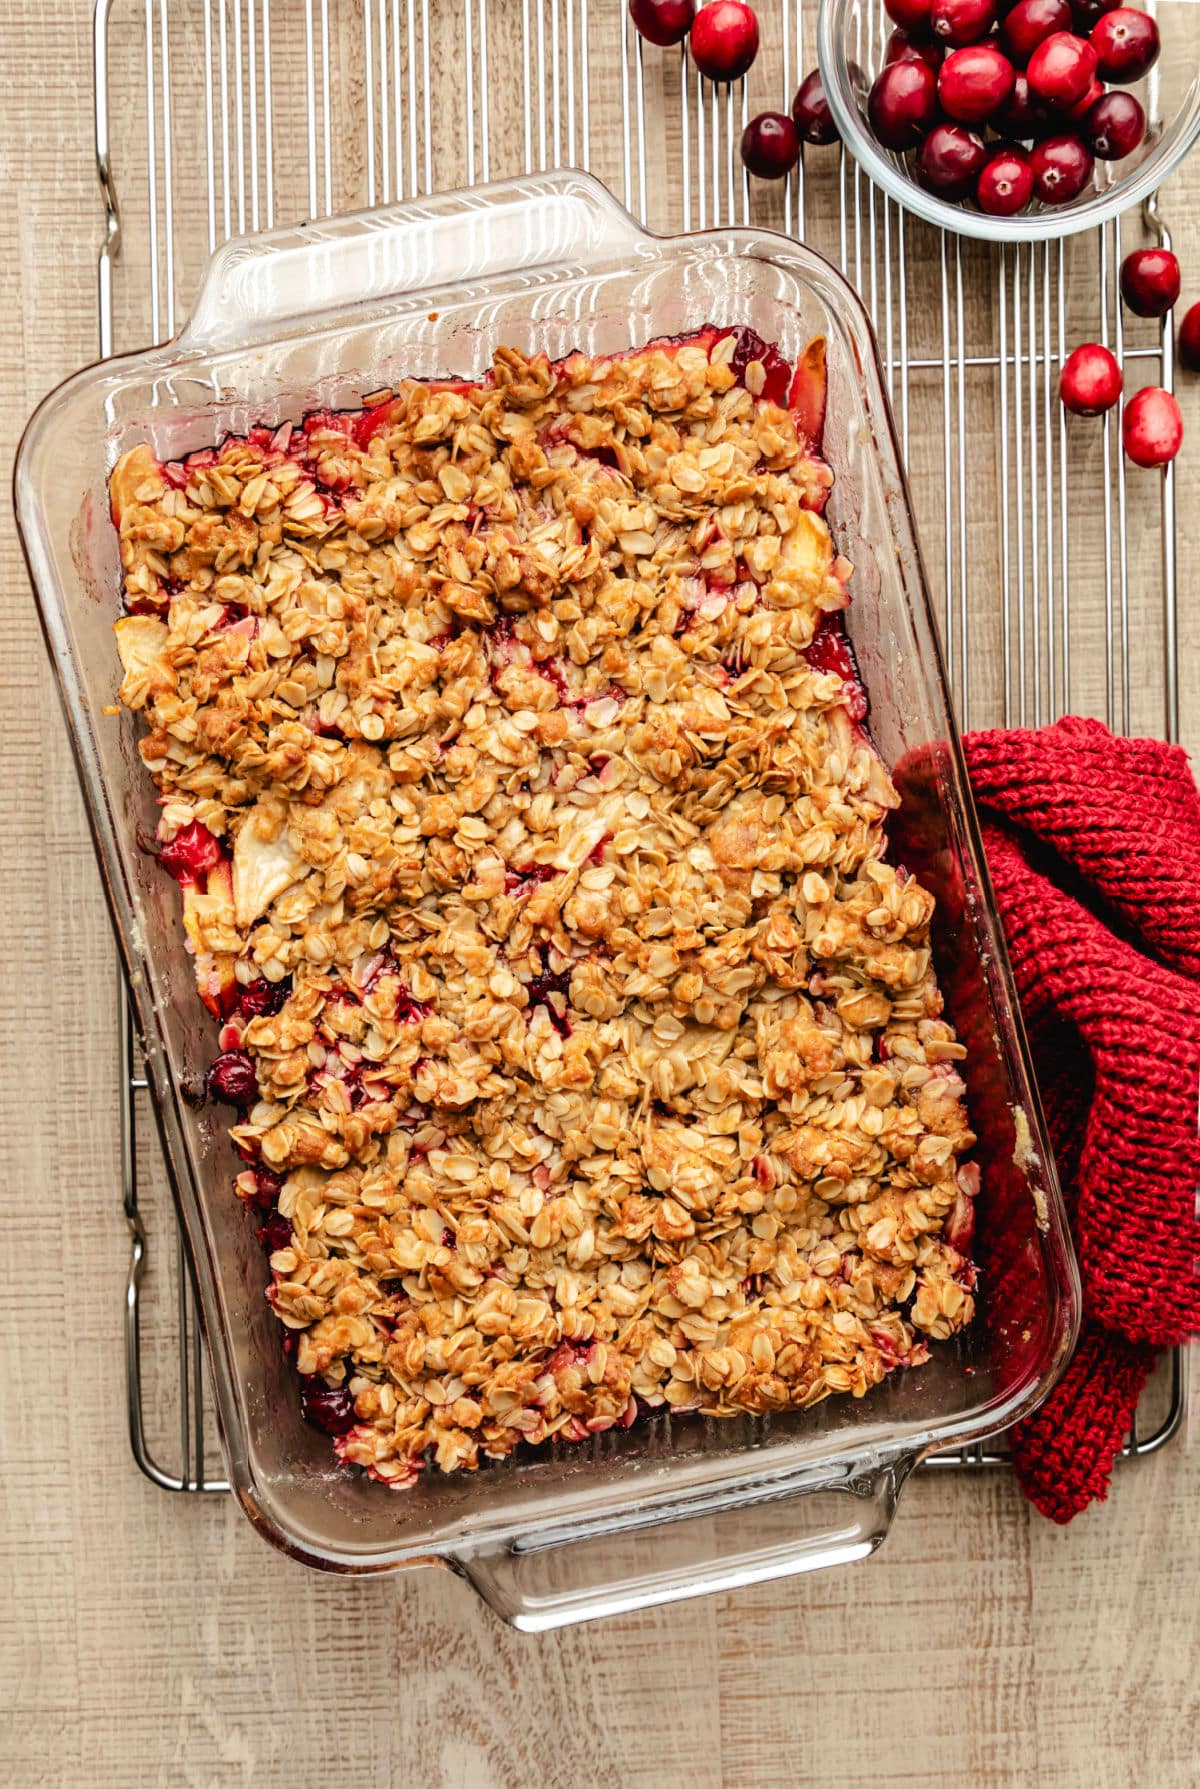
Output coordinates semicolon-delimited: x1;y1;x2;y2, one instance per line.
111;332;978;1488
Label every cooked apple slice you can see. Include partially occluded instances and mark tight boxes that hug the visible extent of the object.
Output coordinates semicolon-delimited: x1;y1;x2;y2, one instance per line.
109;443;165;523
191;949;240;1018
770;510;840;609
114;615;174;709
790;336;827;450
233;809;308;927
181;858;239;951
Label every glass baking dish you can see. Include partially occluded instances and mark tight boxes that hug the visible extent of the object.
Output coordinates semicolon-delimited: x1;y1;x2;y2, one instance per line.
16;170;1079;1630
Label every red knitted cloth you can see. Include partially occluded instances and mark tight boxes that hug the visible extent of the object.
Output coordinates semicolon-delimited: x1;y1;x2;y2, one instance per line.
962;717;1200;1522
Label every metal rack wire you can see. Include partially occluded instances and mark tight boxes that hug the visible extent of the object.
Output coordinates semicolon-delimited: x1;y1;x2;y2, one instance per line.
93;0;1187;1492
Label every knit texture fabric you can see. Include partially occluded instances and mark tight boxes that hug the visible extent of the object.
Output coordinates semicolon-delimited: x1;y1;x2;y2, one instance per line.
962;717;1200;1523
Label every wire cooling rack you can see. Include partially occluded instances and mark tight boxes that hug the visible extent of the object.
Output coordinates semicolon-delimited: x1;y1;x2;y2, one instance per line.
93;0;1187;1491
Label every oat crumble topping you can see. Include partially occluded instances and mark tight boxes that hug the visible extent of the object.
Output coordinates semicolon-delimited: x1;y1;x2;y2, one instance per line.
111;329;978;1487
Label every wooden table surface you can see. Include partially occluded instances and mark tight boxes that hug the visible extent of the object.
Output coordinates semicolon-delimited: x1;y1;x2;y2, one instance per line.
3;3;1200;1785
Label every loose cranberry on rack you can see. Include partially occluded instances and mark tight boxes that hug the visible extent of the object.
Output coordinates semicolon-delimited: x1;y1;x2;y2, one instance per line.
689;0;759;80
741;110;801;176
628;0;695;46
1120;247;1181;318
1059;342;1122;413
792;69;839;144
1122;387;1183;467
869;59;940;150
1178;303;1200;374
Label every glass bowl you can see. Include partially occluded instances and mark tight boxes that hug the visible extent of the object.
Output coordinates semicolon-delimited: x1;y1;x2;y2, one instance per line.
817;0;1200;241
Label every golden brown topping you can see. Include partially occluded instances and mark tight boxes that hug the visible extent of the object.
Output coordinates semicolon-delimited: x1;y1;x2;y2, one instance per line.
113;335;976;1487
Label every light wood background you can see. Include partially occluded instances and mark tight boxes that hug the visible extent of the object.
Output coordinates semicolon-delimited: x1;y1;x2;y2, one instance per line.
3;2;1200;1785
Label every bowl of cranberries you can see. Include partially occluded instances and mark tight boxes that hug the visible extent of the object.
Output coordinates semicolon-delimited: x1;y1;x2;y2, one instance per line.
816;0;1200;238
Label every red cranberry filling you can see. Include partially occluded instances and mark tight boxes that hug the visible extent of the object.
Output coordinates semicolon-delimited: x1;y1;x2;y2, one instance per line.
241;1165;283;1210
504;863;562;894
544;1338;597;1373
802;612;869;723
719;327;794;407
157;820;223;888
524;946;573;1038
237;976;291;1019
255;1209;293;1254
299;1377;359;1435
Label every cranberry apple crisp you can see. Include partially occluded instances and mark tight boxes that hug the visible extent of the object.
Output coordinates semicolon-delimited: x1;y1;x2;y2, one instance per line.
110;329;977;1487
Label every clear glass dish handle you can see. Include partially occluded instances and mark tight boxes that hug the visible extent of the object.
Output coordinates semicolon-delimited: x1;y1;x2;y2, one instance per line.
455;1460;911;1632
179;171;652;354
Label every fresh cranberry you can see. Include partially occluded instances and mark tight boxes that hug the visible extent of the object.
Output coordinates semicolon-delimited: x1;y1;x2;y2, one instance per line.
792;69;839;144
299;1378;359;1436
1120;247;1181;318
1090;7;1158;81
930;0;996;44
1179;303;1200;374
885;26;944;69
689;0;759;79
1059;342;1122;413
741;110;800;176
1085;89;1145;158
206;1048;258;1106
157;821;223;887
995;71;1056;137
884;0;934;32
1026;31;1097;108
1029;132;1094;202
869;59;940;149
938;44;1016;125
977;145;1034;214
1122;387;1183;467
915;122;987;196
1001;0;1072;63
628;0;695;45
